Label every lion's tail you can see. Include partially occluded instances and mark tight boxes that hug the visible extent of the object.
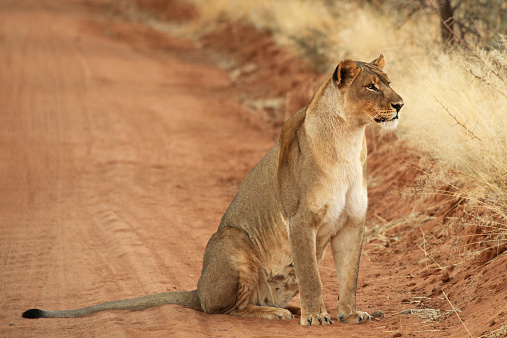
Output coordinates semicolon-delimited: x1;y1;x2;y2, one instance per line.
22;290;201;318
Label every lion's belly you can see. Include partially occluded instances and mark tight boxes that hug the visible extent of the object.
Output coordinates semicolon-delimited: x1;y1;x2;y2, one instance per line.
251;262;299;308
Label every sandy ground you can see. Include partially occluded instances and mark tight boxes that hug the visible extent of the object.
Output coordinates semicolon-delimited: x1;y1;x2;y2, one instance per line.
1;1;505;337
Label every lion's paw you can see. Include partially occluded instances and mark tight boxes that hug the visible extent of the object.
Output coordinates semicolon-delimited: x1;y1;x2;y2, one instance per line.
300;313;334;326
263;308;293;320
275;308;294;320
338;311;370;324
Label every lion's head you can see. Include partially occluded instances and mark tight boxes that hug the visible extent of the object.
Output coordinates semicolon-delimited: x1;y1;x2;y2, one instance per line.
333;55;404;129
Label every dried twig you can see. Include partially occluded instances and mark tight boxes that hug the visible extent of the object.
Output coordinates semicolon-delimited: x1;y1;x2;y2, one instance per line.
425;0;473;52
416;243;443;269
417;228;443;269
432;95;482;142
443;291;473;338
467;69;507;99
421;227;428;267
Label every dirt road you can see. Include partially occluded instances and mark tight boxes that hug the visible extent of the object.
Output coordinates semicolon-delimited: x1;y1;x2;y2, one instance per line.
0;0;275;336
2;1;503;337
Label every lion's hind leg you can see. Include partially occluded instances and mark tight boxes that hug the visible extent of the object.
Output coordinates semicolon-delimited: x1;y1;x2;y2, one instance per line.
197;227;294;320
197;227;258;314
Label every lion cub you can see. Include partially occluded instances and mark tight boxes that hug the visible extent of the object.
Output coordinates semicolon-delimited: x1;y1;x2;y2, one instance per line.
23;55;403;326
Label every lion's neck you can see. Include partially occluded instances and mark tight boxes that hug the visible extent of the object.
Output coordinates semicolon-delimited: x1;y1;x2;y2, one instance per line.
304;76;366;163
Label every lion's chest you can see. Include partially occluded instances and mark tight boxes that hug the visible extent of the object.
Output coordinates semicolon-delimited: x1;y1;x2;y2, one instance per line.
314;162;367;257
319;161;365;218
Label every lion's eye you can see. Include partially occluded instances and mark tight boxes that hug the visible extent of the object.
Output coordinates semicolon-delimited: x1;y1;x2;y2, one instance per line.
366;84;378;92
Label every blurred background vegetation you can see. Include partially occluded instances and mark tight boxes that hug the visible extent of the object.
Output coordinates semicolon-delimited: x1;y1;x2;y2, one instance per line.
398;0;506;48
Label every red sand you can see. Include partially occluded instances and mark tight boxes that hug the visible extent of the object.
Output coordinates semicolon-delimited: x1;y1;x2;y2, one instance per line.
1;1;505;337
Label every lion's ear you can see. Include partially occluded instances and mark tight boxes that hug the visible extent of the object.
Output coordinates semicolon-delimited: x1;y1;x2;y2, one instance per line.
333;60;359;88
371;54;385;70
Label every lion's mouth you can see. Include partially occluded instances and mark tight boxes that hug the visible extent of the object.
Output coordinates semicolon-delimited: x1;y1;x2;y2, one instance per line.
374;113;398;123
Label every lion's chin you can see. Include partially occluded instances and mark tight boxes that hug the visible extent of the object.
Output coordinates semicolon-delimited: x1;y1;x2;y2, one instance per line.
375;116;399;129
374;111;399;129
380;119;399;129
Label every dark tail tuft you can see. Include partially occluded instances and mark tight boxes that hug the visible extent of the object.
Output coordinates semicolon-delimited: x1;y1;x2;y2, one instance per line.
22;309;45;318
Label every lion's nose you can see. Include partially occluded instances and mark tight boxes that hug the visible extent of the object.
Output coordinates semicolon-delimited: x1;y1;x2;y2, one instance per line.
391;103;404;113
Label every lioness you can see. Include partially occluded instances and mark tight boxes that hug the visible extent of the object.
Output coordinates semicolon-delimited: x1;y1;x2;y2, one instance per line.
23;55;403;326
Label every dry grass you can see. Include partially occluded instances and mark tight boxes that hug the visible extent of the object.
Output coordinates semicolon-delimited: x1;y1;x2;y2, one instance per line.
481;324;507;338
181;0;507;226
364;213;433;248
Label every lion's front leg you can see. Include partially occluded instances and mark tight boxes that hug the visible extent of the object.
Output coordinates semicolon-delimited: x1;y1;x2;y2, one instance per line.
289;213;333;326
331;217;370;325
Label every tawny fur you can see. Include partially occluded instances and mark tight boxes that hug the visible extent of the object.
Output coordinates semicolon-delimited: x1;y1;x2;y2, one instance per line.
23;55;403;326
